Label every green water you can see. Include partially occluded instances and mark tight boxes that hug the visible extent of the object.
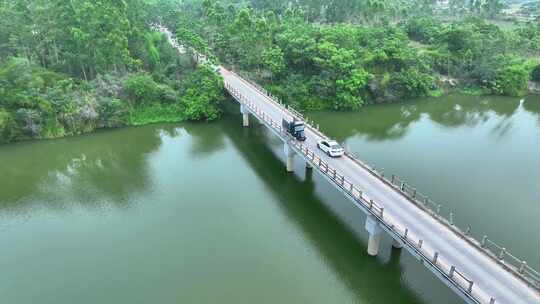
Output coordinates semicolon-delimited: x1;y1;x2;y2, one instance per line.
310;94;540;269
0;94;538;303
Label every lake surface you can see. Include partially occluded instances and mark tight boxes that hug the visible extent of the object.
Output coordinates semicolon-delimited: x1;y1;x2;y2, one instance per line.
0;94;538;303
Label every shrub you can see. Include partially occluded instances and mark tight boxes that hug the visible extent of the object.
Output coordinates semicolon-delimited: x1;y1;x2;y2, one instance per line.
391;68;436;98
14;108;42;138
404;17;442;44
124;73;177;104
97;98;129;128
157;83;178;103
493;63;529;96
182;64;224;121
123;73;161;104
91;73;125;99
334;68;371;110
130;103;184;125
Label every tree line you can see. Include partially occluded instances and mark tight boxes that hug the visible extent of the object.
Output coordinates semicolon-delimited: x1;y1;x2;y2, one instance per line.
0;0;225;144
167;0;540;111
2;0;540;144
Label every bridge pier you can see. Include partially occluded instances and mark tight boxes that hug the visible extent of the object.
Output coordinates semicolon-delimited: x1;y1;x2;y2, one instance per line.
392;238;403;249
306;160;313;169
240;104;249;127
365;215;383;256
284;142;295;172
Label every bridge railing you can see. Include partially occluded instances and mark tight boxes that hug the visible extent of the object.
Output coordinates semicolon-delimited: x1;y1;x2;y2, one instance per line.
345;154;540;290
223;71;540;291
385;173;540;290
224;82;503;304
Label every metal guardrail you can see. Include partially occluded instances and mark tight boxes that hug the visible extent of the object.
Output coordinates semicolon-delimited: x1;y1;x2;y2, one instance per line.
224;82;502;304
225;71;540;293
385;173;540;291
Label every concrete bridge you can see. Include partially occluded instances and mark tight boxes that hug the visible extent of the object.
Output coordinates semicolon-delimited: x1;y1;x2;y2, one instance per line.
221;68;540;304
156;25;540;304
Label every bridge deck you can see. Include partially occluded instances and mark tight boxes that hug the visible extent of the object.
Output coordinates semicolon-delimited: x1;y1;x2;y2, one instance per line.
221;68;539;304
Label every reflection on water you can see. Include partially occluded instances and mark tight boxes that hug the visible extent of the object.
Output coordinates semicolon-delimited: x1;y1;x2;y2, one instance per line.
1;127;157;211
0;94;538;304
524;97;540;122
0;123;227;215
183;122;226;157
310;95;530;142
311;94;540;269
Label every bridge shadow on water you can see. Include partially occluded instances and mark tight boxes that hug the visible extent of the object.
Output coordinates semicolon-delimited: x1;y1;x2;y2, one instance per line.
219;114;436;304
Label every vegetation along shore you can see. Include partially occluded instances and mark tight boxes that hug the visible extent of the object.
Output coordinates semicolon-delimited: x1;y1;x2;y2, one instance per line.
2;0;540;144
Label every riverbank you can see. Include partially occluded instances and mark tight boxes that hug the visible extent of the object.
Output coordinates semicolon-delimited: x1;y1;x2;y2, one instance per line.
3;73;539;146
0;57;224;145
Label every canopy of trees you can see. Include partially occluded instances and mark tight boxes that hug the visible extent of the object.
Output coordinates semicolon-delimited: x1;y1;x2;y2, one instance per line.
166;0;539;111
0;0;225;144
2;0;540;144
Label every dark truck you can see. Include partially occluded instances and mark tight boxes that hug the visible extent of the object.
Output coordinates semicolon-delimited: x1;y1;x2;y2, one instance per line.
282;117;307;141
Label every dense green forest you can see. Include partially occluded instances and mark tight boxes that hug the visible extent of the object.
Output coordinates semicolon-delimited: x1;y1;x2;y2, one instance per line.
172;0;540;110
0;0;224;144
1;0;540;143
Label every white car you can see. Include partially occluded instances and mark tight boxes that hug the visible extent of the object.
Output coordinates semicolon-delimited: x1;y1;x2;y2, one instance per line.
317;140;345;157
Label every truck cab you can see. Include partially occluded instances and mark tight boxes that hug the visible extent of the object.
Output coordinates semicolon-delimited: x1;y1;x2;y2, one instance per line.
282;117;307;141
